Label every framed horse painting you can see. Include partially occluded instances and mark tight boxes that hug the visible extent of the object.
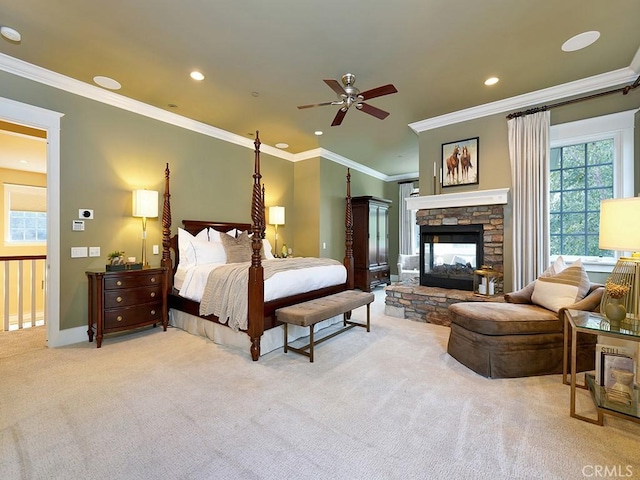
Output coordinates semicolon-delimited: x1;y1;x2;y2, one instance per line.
441;137;479;187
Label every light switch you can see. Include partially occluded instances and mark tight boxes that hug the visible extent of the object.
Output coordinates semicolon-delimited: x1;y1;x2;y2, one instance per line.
71;247;88;258
152;244;159;255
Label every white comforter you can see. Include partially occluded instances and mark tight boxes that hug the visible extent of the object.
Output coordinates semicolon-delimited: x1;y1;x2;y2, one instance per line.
176;258;347;303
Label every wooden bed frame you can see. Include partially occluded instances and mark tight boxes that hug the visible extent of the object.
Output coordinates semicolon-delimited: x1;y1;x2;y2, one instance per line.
161;132;355;360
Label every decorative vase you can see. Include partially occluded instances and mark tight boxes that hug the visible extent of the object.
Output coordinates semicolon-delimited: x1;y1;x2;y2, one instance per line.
605;298;627;322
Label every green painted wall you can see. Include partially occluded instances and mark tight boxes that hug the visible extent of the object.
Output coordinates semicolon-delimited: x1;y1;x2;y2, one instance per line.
292;158;321;257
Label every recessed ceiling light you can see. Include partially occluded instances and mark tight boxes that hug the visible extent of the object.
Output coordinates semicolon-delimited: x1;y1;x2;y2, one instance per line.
561;31;600;52
0;26;21;42
190;71;205;81
275;143;289;149
19;159;28;164
93;76;121;90
251;91;259;97
314;131;323;136
167;103;178;108
484;77;499;86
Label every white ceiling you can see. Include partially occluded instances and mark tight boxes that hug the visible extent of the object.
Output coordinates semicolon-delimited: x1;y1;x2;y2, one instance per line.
0;0;639;178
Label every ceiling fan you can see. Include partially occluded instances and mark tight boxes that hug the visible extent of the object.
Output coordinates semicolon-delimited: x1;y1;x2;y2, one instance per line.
297;73;398;126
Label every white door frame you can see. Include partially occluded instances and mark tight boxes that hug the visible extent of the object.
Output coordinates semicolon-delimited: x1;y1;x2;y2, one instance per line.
0;96;63;346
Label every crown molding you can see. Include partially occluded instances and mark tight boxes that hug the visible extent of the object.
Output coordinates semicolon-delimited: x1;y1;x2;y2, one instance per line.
409;67;638;133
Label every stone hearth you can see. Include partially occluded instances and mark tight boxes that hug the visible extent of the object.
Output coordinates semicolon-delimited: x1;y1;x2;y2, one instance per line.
385;283;503;326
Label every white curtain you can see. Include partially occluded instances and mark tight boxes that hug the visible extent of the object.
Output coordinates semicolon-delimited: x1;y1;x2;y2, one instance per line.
399;182;415;255
507;110;550;290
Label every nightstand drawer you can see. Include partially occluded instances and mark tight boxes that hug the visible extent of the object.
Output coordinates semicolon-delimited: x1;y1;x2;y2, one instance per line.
104;284;163;308
104;303;163;329
104;272;163;290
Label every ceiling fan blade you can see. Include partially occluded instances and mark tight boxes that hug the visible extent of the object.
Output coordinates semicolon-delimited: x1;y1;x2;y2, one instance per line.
359;84;398;100
359;102;390;120
331;108;348;126
324;79;346;96
297;101;336;109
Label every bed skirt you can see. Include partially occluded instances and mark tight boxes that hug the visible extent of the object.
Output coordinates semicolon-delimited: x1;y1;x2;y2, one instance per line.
169;309;343;356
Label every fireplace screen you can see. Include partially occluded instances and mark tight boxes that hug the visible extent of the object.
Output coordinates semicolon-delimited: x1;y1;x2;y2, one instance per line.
420;225;483;290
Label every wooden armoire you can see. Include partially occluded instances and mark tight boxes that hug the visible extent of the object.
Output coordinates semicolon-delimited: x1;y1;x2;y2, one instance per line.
352;196;392;292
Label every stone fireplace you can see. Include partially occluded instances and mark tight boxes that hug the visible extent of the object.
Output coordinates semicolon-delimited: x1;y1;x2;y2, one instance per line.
385;189;508;325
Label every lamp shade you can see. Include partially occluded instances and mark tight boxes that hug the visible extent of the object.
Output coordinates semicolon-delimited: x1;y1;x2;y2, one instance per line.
269;206;285;226
599;197;640;252
132;190;159;218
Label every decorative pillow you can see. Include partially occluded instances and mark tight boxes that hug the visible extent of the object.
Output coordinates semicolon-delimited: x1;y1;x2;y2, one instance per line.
220;231;253;263
531;259;590;312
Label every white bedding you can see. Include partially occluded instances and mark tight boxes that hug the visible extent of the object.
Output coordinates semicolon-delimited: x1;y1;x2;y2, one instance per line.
177;258;347;303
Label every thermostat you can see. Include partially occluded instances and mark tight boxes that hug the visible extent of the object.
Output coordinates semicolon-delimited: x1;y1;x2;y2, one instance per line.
79;209;94;219
72;220;85;231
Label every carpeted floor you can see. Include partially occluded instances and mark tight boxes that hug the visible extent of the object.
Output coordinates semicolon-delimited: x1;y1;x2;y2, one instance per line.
1;293;639;479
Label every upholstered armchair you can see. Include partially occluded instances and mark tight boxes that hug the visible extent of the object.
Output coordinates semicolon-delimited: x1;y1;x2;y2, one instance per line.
447;276;604;378
397;254;419;282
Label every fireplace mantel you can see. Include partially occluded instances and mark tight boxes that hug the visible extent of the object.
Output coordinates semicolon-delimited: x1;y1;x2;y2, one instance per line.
406;188;509;210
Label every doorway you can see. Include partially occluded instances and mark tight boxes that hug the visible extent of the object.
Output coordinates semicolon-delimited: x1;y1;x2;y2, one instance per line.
0;96;62;346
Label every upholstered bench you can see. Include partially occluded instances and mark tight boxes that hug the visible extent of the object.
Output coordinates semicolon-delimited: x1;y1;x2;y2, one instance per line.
276;290;374;362
447;284;603;378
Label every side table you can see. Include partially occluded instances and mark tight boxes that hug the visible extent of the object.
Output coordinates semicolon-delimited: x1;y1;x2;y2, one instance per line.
86;267;168;348
563;309;640;425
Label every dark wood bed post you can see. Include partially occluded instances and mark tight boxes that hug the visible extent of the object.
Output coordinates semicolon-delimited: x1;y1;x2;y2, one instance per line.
161;163;173;291
248;131;265;361
344;168;354;289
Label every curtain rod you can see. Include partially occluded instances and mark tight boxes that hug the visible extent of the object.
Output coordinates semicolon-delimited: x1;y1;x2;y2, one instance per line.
506;74;640;120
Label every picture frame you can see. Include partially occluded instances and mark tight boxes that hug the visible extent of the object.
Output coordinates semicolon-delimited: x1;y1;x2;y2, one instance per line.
441;137;479;188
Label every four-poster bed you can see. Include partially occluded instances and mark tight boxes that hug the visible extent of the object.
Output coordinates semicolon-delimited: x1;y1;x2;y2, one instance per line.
161;132;355;360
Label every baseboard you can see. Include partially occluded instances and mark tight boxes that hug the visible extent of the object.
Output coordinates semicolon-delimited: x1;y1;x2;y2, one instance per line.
47;325;87;348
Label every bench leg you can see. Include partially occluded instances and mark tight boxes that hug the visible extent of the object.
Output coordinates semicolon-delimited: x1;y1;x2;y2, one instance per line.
309;325;314;363
366;303;370;332
283;322;288;353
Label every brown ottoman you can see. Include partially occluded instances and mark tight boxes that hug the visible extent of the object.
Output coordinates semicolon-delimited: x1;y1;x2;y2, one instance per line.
447;302;595;378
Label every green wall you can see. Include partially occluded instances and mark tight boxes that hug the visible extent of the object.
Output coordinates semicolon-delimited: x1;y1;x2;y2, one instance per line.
417;91;640;291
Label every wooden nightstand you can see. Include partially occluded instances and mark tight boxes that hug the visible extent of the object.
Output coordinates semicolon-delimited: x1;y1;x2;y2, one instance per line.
86;267;168;348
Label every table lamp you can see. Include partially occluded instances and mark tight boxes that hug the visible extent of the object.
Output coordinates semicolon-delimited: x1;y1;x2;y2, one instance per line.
132;189;159;268
598;197;640;320
269;206;285;257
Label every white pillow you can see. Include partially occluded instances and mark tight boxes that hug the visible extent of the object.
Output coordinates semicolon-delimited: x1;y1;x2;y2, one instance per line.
263;238;275;260
208;228;222;243
178;228;197;267
191;235;226;264
531;259;590;312
178;228;210;267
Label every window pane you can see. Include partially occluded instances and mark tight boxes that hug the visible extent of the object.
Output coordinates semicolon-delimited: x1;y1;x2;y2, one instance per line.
587;164;613;188
562;168;585;190
8;210;47;244
563;213;585;234
563;144;586;168
550;148;561;170
550;192;561;212
550;213;561;233
562;235;585;256
549;170;561;191
587;139;613;165
587;188;612;211
562;190;585;212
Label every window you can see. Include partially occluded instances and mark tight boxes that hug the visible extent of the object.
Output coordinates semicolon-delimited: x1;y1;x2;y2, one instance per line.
549;139;613;257
4;183;47;245
549;110;635;267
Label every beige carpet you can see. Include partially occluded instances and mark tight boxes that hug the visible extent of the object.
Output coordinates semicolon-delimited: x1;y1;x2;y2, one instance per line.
1;293;639;479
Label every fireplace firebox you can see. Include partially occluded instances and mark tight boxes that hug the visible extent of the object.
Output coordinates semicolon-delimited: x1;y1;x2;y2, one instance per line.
420;224;483;290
